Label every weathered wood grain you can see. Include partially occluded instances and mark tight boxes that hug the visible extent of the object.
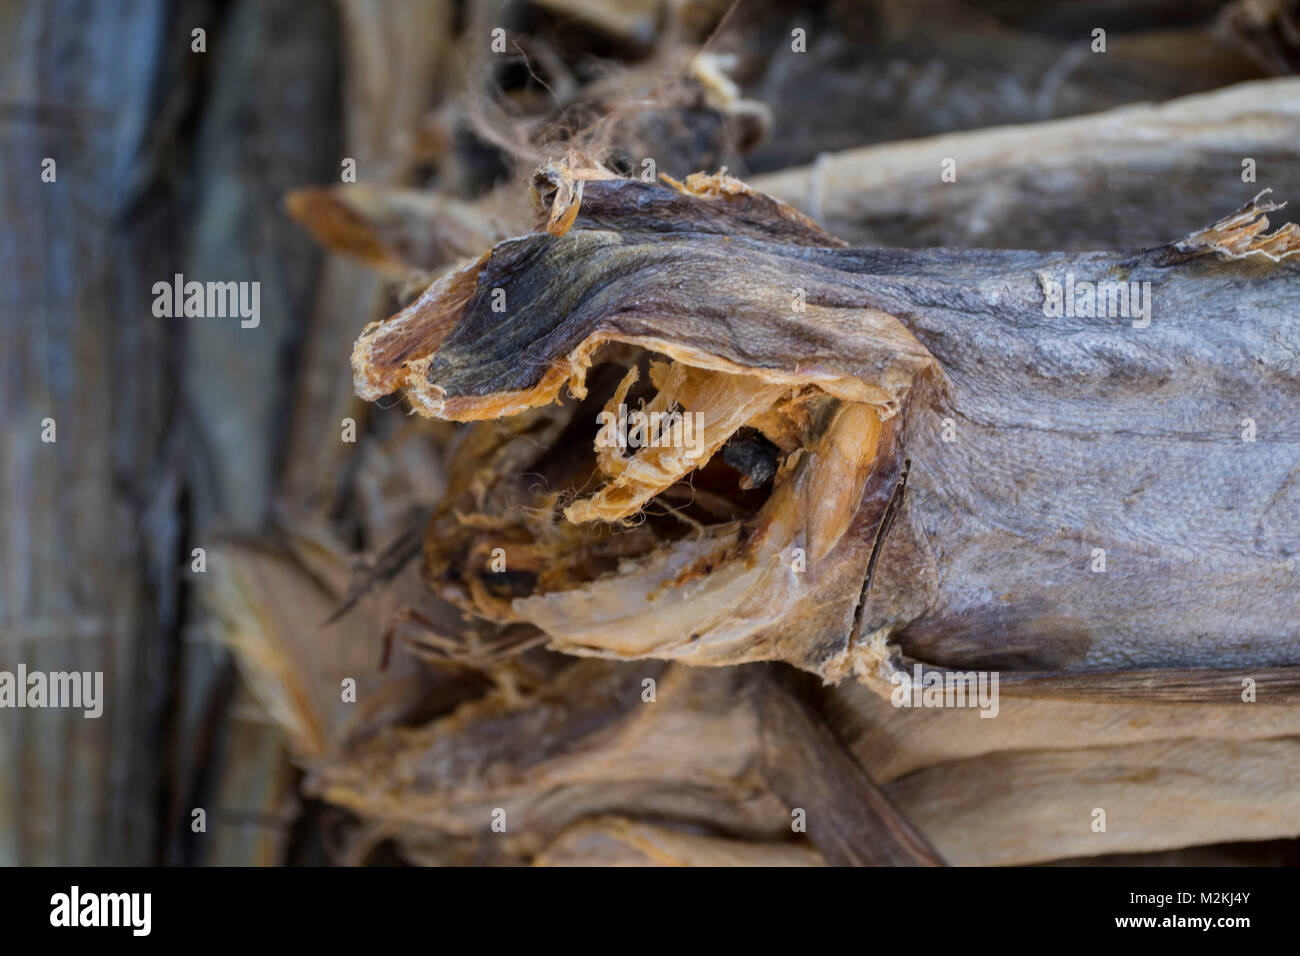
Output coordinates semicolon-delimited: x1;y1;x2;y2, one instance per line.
0;0;177;866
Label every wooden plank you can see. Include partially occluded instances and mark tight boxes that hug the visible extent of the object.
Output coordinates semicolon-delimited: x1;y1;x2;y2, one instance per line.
0;0;176;866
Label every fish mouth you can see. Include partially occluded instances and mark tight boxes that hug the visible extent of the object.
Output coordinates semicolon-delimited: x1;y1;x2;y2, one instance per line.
350;169;939;678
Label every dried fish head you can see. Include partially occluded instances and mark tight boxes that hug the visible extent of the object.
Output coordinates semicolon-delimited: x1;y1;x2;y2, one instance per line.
351;169;941;678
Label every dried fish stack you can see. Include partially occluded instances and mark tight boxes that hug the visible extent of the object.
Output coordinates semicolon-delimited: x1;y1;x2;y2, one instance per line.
10;0;1300;869
241;1;1300;868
